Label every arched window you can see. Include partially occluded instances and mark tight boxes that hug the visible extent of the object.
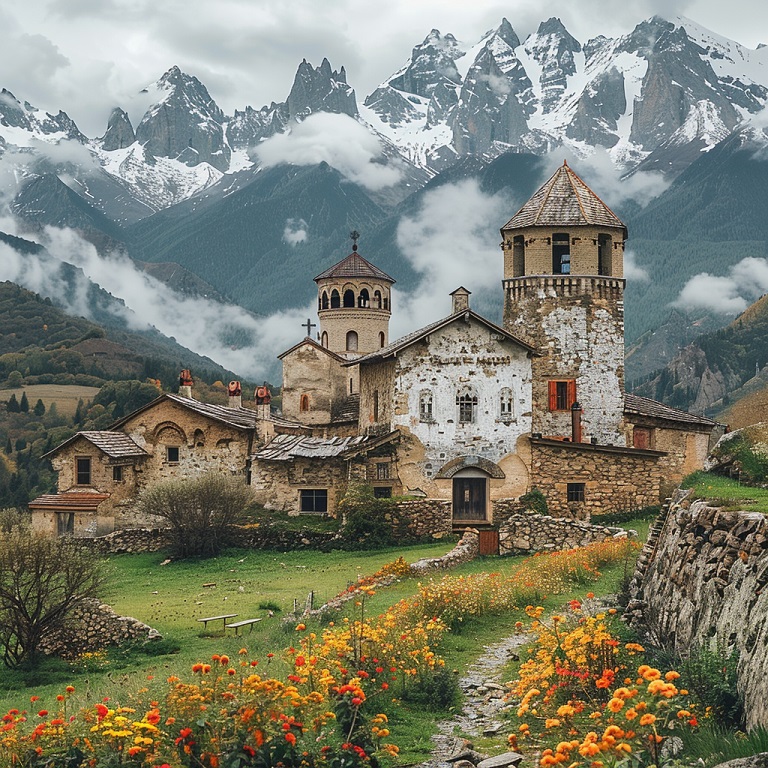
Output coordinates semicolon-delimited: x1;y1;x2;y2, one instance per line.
358;289;369;307
513;235;525;276
552;233;570;274
456;390;478;424
331;289;340;308
598;234;612;276
300;394;310;412
343;289;355;308
419;390;433;422
321;331;328;348
321;291;329;310
383;293;389;310
379;331;385;348
499;388;514;421
346;330;358;352
374;290;382;309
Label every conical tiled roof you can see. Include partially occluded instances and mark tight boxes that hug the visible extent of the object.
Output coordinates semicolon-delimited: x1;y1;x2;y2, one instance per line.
501;161;626;233
314;249;395;283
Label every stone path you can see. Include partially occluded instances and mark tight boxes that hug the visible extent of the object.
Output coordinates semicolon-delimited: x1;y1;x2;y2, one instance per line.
419;633;527;768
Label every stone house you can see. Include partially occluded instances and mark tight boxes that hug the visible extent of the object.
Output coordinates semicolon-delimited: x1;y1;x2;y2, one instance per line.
32;162;717;542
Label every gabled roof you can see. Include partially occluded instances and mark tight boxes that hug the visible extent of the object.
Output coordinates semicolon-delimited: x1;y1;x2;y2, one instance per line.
314;250;395;283
348;309;539;367
29;491;110;510
110;393;259;431
278;336;345;362
42;431;148;460
624;393;717;429
252;430;398;462
501;161;626;234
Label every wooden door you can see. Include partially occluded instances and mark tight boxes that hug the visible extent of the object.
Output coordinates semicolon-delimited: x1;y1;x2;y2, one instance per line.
452;477;487;521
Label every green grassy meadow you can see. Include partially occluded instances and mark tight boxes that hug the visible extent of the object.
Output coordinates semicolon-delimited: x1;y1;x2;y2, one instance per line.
682;471;768;513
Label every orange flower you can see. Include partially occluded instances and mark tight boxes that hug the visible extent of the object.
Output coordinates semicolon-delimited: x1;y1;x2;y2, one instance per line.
639;714;656;726
285;732;297;746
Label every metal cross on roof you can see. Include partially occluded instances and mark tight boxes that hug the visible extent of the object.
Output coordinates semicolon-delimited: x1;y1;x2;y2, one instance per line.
349;230;360;251
302;318;317;337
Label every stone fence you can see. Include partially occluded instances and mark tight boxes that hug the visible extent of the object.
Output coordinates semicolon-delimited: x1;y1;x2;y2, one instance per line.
40;598;160;659
409;529;479;573
392;499;453;538
498;511;630;555
627;491;768;730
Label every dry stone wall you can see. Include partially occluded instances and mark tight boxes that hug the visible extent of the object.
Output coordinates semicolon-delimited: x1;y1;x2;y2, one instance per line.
627;491;768;730
498;511;629;555
40;598;160;659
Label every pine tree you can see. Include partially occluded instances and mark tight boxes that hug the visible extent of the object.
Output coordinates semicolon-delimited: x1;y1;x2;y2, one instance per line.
4;438;11;455
19;392;29;413
6;395;19;413
33;399;45;417
74;399;84;425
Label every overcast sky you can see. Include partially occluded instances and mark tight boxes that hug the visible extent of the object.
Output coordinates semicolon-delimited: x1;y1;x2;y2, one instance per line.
1;0;765;137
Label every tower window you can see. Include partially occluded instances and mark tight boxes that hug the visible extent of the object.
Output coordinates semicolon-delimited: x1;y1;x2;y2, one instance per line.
379;331;385;348
419;390;433;422
374;290;382;309
383;294;389;310
300;394;310;412
456;391;477;424
343;289;355;308
548;380;576;411
321;291;329;310
331;289;340;308
321;331;328;348
500;388;514;420
552;233;570;274
513;235;525;276
346;331;358;352
567;483;585;502
358;289;369;307
598;234;612;276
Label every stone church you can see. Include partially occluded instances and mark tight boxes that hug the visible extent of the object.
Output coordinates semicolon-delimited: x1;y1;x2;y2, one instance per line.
31;162;716;538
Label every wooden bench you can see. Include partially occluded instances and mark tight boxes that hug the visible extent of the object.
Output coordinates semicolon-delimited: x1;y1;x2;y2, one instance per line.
197;613;238;631
225;618;262;635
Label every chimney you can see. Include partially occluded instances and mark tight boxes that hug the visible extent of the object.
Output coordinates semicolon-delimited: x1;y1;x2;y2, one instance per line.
254;382;272;421
450;286;471;314
179;369;193;399
571;401;583;444
227;380;242;408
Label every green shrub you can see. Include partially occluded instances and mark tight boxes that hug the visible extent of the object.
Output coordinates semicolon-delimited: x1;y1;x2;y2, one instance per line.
519;488;548;516
336;484;401;550
400;667;460;711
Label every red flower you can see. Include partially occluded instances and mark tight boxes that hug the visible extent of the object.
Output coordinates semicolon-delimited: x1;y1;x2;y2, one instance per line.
227;668;236;676
37;711;48;718
285;732;297;746
351;697;363;706
243;745;256;757
295;655;306;667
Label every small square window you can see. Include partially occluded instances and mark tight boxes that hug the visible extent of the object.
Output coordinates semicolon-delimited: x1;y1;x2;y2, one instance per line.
300;489;328;513
166;446;180;463
567;483;585;503
373;487;392;499
548;380;577;411
112;465;123;482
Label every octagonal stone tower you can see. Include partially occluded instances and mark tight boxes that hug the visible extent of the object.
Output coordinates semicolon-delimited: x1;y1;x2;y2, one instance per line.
501;161;628;445
314;241;395;360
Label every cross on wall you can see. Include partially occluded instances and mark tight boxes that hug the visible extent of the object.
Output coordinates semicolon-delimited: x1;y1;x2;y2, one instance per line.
302;318;317;337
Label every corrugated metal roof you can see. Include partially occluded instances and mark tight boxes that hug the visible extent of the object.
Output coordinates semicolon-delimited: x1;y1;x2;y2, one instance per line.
624;393;716;428
350;309;538;366
501;161;626;232
314;251;395;283
29;492;110;510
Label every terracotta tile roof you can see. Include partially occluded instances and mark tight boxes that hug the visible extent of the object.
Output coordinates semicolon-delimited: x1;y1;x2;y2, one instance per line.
314;251;395;283
501;161;626;232
252;431;397;462
349;309;538;366
43;431;148;459
29;492;110;510
624;393;717;428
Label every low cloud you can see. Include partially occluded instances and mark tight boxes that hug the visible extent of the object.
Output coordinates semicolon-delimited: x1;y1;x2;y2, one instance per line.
392;178;510;334
624;249;649;282
283;218;308;245
0;224;315;380
255;112;403;191
673;256;768;315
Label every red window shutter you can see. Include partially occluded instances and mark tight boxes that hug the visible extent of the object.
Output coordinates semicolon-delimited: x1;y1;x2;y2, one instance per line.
548;381;558;411
567;379;577;408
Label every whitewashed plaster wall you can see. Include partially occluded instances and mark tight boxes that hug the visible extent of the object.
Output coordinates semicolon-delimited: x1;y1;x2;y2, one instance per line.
390;319;533;478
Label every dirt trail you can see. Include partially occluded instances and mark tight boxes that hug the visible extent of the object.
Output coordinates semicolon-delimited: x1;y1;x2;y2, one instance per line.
419;633;526;768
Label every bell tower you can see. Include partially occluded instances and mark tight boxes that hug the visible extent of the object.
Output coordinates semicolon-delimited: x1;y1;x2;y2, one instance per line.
314;232;395;360
500;162;628;445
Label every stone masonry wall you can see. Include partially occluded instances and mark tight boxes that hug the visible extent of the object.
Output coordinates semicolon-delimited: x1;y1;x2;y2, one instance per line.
40;598;160;659
393;499;452;538
627;491;768;730
499;510;629;555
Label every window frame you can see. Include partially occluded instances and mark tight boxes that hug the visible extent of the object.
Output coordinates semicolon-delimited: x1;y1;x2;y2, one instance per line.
112;465;124;482
456;391;478;424
499;387;514;421
419;390;434;422
548;379;577;411
376;462;390;480
166;446;180;464
75;456;91;486
567;482;586;503
300;488;328;514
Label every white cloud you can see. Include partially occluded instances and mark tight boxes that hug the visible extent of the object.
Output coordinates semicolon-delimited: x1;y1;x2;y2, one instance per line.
624;249;650;282
0;224;315;380
283;218;308;245
673;256;768;315
392;179;509;334
255;112;403;191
